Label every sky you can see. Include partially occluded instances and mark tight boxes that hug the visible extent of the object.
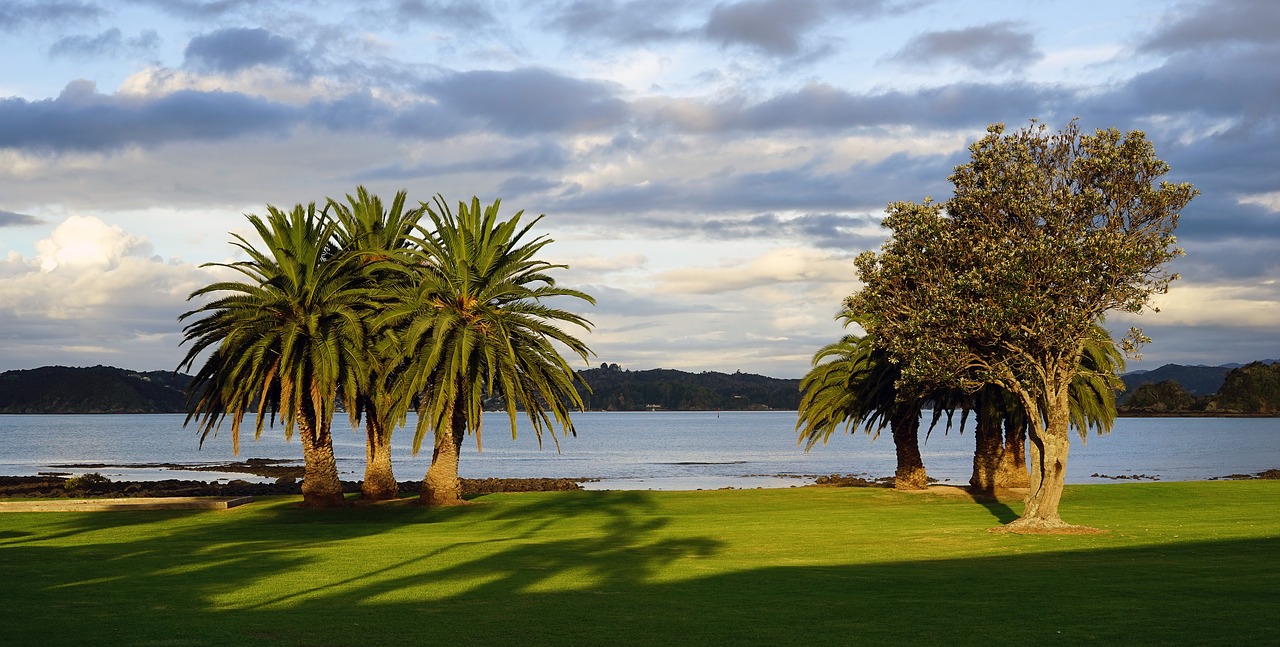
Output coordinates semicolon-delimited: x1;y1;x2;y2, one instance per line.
1;0;1278;379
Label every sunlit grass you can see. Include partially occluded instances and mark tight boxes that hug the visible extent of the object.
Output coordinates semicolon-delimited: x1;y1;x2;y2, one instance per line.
2;481;1277;645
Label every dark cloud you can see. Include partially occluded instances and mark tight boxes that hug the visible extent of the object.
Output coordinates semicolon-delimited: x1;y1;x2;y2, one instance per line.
544;0;695;44
184;27;297;72
1140;0;1280;53
1174;236;1280;282
703;0;902;57
0;209;42;226
630;212;885;249
420;68;630;136
1109;322;1280;368
0;79;297;152
650;81;1073;132
49;28;160;58
889;22;1040;70
128;0;257;19
0;1;102;31
396;0;496;28
1100;47;1280;124
541;142;958;230
360;142;570;181
704;0;825;56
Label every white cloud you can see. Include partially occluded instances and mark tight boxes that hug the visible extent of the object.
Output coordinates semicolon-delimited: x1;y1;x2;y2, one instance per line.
0;216;225;371
656;246;853;295
35;215;150;271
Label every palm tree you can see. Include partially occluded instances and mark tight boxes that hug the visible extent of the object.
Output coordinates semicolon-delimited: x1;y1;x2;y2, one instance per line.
797;309;929;490
381;196;595;506
325;186;426;500
179;203;371;507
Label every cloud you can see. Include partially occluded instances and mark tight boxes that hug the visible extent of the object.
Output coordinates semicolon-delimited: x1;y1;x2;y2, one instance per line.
0;79;299;152
702;0;906;58
184;27;298;73
0;215;219;371
544;0;694;44
704;0;826;56
48;28;162;59
419;68;631;136
34;215;152;271
647;81;1075;132
396;0;496;28
889;21;1041;71
128;0;258;20
1140;0;1280;53
0;1;102;31
0;209;42;227
656;247;852;294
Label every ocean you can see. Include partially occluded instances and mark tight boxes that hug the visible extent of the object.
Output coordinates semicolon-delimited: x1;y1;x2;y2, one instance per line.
0;411;1276;490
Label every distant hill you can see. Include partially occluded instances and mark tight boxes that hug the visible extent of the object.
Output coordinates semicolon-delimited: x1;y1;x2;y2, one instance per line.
0;366;191;414
575;366;800;411
3;359;1275;414
1119;364;1232;401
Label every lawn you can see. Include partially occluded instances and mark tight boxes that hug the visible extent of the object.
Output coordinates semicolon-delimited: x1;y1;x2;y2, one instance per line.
2;481;1277;646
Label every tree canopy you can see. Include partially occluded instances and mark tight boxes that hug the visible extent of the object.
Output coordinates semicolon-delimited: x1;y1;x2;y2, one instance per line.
851;120;1196;530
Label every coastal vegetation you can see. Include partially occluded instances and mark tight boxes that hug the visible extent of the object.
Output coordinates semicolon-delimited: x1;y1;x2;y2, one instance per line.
177;189;594;506
2;482;1276;645
1120;361;1280;415
843;121;1196;531
4;362;1279;415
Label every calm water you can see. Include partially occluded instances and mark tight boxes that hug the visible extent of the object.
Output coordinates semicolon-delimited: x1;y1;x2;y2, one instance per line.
0;411;1276;490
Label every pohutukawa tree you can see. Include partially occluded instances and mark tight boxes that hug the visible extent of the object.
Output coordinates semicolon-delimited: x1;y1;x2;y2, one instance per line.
851;120;1196;531
966;323;1124;492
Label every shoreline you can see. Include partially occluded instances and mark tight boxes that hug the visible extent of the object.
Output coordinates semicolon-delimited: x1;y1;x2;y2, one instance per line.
2;468;1276;500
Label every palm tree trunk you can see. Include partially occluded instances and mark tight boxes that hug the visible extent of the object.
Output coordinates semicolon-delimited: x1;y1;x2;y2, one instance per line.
890;406;927;490
421;404;466;505
969;395;1002;492
361;417;398;500
298;410;346;508
994;414;1030;488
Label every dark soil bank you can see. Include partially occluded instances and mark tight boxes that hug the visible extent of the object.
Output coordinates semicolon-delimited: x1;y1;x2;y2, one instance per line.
0;475;588;499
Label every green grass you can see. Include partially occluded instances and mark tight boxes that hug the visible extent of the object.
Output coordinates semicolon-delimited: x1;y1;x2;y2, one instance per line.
2;481;1277;646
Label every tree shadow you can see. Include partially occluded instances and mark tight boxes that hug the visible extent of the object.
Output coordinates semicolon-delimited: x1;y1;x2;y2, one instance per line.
3;491;1277;645
964;487;1021;523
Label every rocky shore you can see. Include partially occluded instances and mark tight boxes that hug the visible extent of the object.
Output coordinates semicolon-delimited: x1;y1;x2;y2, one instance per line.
0;474;590;499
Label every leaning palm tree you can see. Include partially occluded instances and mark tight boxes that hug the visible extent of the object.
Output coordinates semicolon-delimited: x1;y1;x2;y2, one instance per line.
797;309;929;490
381;196;595;506
325;186;426;500
179;203;371;507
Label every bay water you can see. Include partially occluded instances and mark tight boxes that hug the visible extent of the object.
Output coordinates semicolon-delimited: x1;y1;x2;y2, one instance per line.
0;411;1276;490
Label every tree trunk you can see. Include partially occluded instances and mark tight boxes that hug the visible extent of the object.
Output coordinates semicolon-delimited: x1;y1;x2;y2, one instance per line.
361;417;398;500
890;407;928;490
421;405;466;505
298;410;347;508
994;414;1030;488
969;395;1002;492
1004;385;1078;531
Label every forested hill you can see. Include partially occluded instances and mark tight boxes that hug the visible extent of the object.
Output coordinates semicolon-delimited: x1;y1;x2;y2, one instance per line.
1118;361;1280;415
0;366;191;414
3;360;1275;414
575;366;801;411
1119;363;1234;399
